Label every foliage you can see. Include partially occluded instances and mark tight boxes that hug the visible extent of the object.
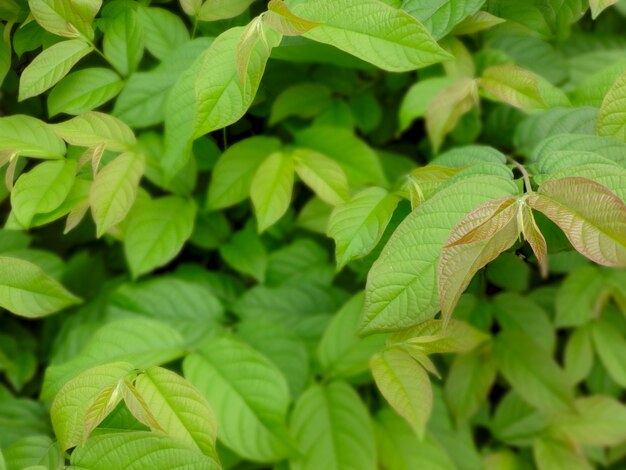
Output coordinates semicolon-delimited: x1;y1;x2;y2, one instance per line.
1;0;626;468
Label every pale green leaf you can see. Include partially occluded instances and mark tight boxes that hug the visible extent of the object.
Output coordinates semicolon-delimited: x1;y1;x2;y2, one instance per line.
183;337;291;462
371;347;432;437
564;325;594;384
124;196;197;278
362;175;518;333
269;83;332;125
18;39;92;101
292;147;348;205
28;0;99;39
529;177;626;267
50;362;133;450
51;111;136;152
264;0;321;36
90;152;145;237
597;70;626;141
102;9;143;76
398;76;455;134
42;318;185;400
452;10;506;35
69;432;220;469
590;319;626;388
1;435;62;470
137;6;189;61
555;265;607;327
289;381;376;470
219;227;267;283
48;68;123;117
11;159;76;227
197;0;255;21
402;0;486;39
533;436;591;470
494;331;575;414
0;30;11;86
250;151;294;232
491;392;548;447
589;0;618;18
0;115;65;158
134;366;218;458
328;187;399;270
291;0;451;72
0;256;80;318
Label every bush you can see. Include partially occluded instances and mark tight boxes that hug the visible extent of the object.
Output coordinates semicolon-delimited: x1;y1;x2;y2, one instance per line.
1;0;626;468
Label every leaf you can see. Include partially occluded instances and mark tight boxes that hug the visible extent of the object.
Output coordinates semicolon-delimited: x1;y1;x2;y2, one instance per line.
289;381;376;470
328;187;400;270
494;331;575;414
120;380;164;433
533;436;591;470
48;68;124;117
520;204;548;277
269;83;332;125
590;319;626;387
555;265;608;327
219;226;267;282
0;256;80;318
124;196;197;278
362;175;518;333
51;111;136;152
445;346;497;424
549;395;626;446
370;347;432;437
102;9;143;76
564;325;594;384
197;0;255;21
597;70;626;141
480;64;570;111
90;152;145;237
292;147;349;205
0;115;65;158
134;366;218;458
589;0;618;19
426;78;478;153
50;362;133;451
398;76;455;134
69;432;220;469
291;0;451;72
137;6;189;61
41;318;186;400
491;392;549;447
250;151;294;232
402;0;486;39
264;0;321;36
183;337;291;462
28;0;100;39
528;177;626;267
11;159;76;227
18;39;91;101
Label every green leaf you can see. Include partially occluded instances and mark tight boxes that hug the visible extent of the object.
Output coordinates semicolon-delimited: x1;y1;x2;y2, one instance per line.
289;381;376;470
134;366;218;458
102;9;143;76
124;196;197;278
0;30;11;86
564;325;594;384
1;435;62;470
28;0;100;39
318;293;386;379
11;159;76;227
533;436;591;470
48;68;123;117
292;147;349;205
590;319;626;387
294;126;387;186
269;83;332;125
555;265;608;327
291;0;451;72
207;136;281;210
398;76;455;134
183;336;291;462
51;111;136;152
18;39;92;101
491;392;548;447
0;115;65;158
137;6;189;61
328;187;400;270
264;0;321;36
480;64;569;111
197;0;255;21
42;318;185;400
362;175;518;333
219;227;267;283
445;346;497;424
402;0;485;39
69;432;220;469
597;70;626;141
0;256;80;318
50;362;133;451
371;347;432;437
589;0;618;18
250;151;294;232
549;395;626;446
529;177;626;268
494;330;575;414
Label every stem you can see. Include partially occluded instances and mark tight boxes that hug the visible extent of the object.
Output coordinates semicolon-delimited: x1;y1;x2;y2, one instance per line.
191;17;199;39
85;39;124;77
507;156;533;194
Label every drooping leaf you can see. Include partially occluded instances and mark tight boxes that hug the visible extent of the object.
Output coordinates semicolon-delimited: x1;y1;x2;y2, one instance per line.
0;256;80;318
529;177;626;267
250;151;294;232
124;196;197;278
18;39;92;101
291;0;451;72
51;111;136;152
289;381;376;470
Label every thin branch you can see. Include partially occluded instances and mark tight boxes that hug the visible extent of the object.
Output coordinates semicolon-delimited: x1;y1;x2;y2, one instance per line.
507;156;533;194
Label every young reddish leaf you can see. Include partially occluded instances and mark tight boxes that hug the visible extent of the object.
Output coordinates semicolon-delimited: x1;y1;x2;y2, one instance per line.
528;177;626;267
520;203;548;277
264;0;321;36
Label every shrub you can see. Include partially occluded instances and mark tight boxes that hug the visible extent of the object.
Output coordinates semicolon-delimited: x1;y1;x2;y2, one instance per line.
1;0;626;468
